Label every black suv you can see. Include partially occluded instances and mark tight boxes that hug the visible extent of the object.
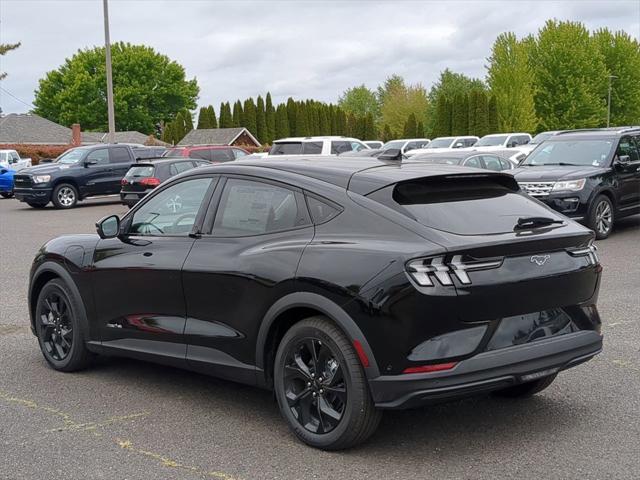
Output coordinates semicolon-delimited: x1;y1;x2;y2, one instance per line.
513;127;640;239
14;144;138;209
28;157;603;449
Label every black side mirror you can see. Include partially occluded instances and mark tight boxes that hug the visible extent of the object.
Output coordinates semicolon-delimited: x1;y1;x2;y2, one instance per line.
378;148;403;161
84;160;98;167
96;215;121;239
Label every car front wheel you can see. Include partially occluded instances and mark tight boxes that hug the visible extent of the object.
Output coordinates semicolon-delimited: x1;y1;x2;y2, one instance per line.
52;183;78;209
588;195;614;239
274;316;381;450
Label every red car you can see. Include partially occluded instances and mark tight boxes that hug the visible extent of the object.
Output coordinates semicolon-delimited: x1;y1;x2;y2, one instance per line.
164;145;249;162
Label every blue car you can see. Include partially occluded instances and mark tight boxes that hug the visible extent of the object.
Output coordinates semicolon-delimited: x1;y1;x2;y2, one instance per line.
0;166;15;198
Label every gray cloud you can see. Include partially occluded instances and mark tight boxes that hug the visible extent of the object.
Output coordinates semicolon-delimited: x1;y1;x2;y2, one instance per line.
1;0;638;115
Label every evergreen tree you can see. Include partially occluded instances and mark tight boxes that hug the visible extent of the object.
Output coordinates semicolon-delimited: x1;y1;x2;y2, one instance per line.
218;102;228;128
434;95;452;137
286;98;297;135
180;108;194;133
275;104;290;139
475;91;490;136
319;106;330;135
382;124;393;142
403;113;418;137
208;105;217;128
265;93;275;143
451;93;468;135
416;121;425;138
232;100;243;128
255;96;266;144
329;105;338;135
295;103;309;137
487;95;499;133
468;90;478;135
336;108;347;135
197;107;209;129
243;98;258;138
365;113;377;139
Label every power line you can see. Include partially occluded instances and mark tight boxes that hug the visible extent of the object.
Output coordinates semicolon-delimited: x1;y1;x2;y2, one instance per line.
0;86;35;109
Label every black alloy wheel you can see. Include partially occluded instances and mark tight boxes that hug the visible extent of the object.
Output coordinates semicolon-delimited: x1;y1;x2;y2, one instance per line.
35;279;92;371
282;337;346;434
274;316;381;450
589;195;614;240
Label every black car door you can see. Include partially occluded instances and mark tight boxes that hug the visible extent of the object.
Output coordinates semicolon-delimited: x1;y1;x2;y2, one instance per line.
82;148;112;196
182;176;314;383
108;146;135;193
90;175;217;366
613;135;640;209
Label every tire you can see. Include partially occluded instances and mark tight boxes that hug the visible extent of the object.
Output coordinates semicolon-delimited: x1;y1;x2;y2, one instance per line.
34;278;92;372
52;183;78;209
492;374;557;398
0;191;13;198
27;202;48;209
274;316;382;450
588;195;614;240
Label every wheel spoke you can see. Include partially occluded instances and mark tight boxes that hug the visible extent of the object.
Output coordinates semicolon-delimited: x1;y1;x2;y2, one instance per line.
316;398;327;434
305;339;319;371
285;387;311;407
323;385;347;402
54;341;65;359
327;363;344;386
286;360;311;382
318;396;342;422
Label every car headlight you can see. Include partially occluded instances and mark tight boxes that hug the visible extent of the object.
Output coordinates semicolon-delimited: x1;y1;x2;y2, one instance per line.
32;175;51;184
552;178;586;192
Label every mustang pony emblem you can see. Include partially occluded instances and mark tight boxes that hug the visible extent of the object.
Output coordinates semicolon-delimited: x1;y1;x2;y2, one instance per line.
530;254;551;266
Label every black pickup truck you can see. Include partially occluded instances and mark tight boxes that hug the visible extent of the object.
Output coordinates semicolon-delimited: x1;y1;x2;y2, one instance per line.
14;144;140;209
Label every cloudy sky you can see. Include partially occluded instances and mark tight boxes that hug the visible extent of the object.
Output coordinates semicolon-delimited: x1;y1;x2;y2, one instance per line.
1;0;638;115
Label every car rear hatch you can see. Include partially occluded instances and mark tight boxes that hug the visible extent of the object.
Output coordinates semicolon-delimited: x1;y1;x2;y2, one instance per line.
121;164;158;193
364;171;600;322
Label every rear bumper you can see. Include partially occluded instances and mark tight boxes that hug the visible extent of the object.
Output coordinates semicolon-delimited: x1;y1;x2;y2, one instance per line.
369;330;602;409
14;187;52;204
120;191;148;206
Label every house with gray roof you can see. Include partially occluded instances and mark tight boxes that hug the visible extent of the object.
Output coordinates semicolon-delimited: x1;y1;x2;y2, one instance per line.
0;113;76;145
178;127;261;147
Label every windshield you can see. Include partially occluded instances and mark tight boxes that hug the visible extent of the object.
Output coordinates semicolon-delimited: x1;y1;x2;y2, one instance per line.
427;138;454;148
530;132;554;144
382;141;405;150
57;148;88;164
523;139;614;167
476;135;508;147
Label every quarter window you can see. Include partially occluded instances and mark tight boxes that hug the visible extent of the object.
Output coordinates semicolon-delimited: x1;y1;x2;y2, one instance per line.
464;156;482;168
481;155;502;171
330;141;352;154
213;179;304;236
130;177;213;236
306;196;341;224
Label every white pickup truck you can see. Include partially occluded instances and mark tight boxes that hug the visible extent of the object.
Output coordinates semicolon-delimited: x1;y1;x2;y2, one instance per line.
0;149;32;171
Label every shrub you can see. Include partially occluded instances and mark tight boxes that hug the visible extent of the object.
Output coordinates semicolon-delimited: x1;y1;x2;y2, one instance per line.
0;144;73;164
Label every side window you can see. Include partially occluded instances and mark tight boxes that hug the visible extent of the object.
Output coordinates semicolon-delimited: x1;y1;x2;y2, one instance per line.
617;136;640;161
130;177;213;236
465;138;477;147
86;149;109;165
10;151;20;163
351;141;367;152
189;149;212;161
499;158;513;170
169;162;193;176
211;149;235;162
405;142;420;152
213;179;304;236
464;156;482;168
482;155;502;171
232;148;248;159
109;147;131;164
302;142;323;154
306;195;341;224
330;141;352;154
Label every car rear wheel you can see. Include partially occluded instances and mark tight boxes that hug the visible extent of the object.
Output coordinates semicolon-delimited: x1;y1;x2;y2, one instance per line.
35;278;92;372
588;195;614;240
274;316;381;450
52;183;78;209
492;374;557;398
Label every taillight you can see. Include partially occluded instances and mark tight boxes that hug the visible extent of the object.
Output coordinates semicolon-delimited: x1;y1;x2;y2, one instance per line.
407;255;502;287
121;178;129;185
140;177;161;187
567;243;598;265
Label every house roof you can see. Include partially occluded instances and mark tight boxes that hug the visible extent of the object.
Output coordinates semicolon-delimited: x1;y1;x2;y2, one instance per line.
178;127;260;147
82;130;153;145
0;113;74;145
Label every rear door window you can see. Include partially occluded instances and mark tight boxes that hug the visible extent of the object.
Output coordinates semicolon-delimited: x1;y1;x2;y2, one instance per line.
109;147;131;163
330;141;352;154
169;162;194;176
302;142;323;154
211;149;235;162
270;143;303;155
189;149;212;161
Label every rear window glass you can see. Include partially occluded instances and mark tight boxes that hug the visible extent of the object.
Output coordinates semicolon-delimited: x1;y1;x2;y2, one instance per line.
270;143;303;155
125;165;154;179
368;176;554;235
306;196;341;224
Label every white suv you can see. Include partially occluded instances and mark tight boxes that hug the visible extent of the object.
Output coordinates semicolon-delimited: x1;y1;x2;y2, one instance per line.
469;133;532;151
268;137;370;156
405;136;478;157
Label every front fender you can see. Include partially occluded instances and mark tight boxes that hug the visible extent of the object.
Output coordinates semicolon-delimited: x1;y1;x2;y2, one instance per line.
255;292;381;381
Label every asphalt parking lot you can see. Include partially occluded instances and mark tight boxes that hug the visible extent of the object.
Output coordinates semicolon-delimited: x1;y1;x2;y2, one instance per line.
1;196;639;480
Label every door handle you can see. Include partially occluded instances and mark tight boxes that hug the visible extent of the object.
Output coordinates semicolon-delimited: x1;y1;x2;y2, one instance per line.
143;252;153;257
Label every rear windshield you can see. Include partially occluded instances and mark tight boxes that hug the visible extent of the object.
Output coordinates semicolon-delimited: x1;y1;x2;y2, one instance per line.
368;176;556;235
270;143;302;155
125;165;154;179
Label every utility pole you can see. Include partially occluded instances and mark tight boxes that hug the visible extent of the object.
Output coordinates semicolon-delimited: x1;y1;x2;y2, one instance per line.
607;75;617;128
103;0;115;143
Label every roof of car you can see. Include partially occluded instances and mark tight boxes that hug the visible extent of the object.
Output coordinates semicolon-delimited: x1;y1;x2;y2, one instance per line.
481;132;530;137
198;155;513;195
168;145;242;151
274;136;364;142
135;157;198;165
411;150;514;160
553;127;640;138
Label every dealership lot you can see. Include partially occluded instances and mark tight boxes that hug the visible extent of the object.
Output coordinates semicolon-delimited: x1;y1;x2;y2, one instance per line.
1;197;639;480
